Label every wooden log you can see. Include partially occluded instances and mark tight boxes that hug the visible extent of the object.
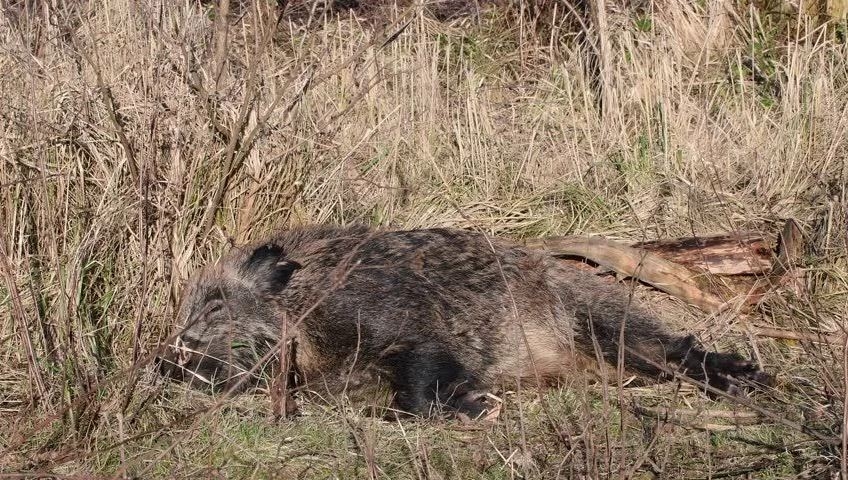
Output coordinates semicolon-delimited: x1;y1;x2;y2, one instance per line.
524;220;804;314
523;236;728;313
633;234;773;276
772;218;803;276
742;219;806;305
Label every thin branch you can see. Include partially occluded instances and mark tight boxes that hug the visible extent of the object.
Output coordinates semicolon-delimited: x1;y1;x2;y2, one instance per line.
0;229;46;403
72;34;139;182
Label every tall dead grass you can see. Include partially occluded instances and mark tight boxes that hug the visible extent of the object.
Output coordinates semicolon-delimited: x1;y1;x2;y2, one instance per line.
0;0;846;477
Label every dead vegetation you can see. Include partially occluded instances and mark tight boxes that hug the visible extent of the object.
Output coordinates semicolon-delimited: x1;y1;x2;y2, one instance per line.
0;0;846;477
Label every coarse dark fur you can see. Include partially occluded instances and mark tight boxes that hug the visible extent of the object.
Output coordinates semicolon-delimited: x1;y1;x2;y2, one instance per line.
158;225;771;419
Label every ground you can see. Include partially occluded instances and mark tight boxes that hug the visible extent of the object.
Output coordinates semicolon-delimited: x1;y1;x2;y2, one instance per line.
0;0;846;478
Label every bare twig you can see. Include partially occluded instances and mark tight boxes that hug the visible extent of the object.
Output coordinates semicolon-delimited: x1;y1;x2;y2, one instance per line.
0;229;46;403
751;326;845;345
72;34;139;182
626;346;841;447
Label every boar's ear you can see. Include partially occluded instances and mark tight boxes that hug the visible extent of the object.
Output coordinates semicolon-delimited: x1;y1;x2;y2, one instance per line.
244;244;302;290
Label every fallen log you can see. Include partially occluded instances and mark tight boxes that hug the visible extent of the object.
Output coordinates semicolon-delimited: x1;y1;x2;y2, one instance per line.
523;220;804;315
633;233;772;275
524;222;840;349
522;236;729;313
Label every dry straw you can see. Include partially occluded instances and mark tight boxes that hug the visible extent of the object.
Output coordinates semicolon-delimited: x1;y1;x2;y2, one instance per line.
0;0;846;477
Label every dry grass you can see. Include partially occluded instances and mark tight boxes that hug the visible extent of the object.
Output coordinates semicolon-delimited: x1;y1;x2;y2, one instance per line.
0;0;846;477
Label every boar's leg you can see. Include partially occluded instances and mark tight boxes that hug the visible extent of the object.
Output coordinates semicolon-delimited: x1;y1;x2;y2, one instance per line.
381;345;492;419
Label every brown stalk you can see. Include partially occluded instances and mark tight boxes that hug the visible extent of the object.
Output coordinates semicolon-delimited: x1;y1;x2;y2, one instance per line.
750;326;845;345
196;3;301;237
188;6;414;237
0;228;46;403
71;34;139;182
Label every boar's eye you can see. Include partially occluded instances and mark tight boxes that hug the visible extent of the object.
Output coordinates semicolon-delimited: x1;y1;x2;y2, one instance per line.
199;291;228;317
206;300;224;315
